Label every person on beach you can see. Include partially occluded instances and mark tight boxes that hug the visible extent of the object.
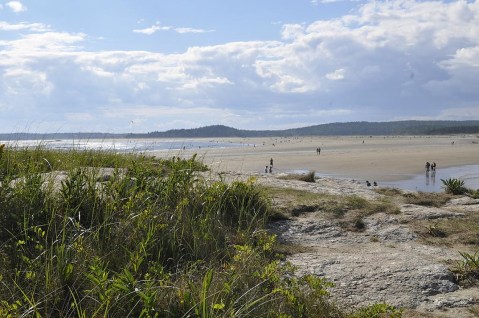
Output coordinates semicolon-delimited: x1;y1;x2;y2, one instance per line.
425;162;431;172
431;162;436;171
270;158;273;167
269;165;272;173
265;166;268;173
318;147;321;155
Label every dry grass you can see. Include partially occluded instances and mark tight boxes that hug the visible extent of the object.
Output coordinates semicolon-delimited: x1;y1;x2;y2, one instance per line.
410;214;479;247
278;171;316;183
376;185;479;249
261;186;323;219
402;191;453;207
262;186;400;231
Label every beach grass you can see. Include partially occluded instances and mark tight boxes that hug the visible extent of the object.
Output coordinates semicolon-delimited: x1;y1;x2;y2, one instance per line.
0;145;405;317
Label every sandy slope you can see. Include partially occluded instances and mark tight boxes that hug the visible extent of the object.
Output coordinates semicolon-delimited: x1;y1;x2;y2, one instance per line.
152;135;479;181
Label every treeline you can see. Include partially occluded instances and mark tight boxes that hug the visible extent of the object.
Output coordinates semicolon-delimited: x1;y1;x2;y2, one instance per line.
143;120;479;138
1;120;479;140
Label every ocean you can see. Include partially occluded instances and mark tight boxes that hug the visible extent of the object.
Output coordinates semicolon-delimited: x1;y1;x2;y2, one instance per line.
1;138;248;153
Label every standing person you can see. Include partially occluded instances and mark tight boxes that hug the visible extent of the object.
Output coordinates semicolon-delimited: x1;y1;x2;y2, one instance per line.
269;165;272;173
431;162;436;171
270;158;273;167
318;147;321;155
425;162;431;172
265;166;268;173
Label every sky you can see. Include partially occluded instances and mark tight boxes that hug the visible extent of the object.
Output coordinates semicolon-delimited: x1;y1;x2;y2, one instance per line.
1;0;479;133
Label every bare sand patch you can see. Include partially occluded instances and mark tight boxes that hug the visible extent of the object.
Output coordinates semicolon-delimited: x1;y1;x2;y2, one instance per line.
152;135;479;181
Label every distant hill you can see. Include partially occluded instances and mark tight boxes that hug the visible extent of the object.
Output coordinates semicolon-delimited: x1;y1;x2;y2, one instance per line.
1;121;479;140
142;120;479;138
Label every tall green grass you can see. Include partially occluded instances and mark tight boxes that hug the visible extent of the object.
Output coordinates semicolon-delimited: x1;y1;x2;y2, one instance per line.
0;145;401;317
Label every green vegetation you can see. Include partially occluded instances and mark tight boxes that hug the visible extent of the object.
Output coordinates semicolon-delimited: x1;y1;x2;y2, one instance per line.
452;251;479;287
440;178;479;198
350;303;403;318
1;120;479;139
441;178;467;195
278;171;316;183
0;146;403;317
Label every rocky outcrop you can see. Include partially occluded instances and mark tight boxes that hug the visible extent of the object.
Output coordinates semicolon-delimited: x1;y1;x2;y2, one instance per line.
235;172;479;317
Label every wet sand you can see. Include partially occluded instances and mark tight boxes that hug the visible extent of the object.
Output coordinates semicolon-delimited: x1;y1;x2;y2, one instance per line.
151;135;479;182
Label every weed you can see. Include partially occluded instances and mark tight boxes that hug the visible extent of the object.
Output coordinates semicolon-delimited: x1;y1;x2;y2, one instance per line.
452;251;479;286
441;178;466;195
425;222;447;238
279;171;316;183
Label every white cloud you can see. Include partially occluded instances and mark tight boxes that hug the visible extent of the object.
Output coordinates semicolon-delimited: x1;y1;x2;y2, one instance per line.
281;24;305;40
133;23;171;35
326;69;345;80
6;1;26;13
0;21;50;32
0;32;85;54
133;22;213;35
174;27;214;34
2;0;479;132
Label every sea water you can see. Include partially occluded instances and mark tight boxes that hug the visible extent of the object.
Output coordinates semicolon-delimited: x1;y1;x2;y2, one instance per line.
381;165;479;193
2;138;248;153
297;165;479;193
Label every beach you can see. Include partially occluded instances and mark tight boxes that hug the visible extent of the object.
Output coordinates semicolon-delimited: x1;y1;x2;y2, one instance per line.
151;135;479;184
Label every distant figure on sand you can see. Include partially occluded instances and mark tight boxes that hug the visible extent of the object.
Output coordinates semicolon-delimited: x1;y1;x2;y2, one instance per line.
265;166;268;173
270;158;274;167
425;162;431;172
317;147;321;155
431;162;436;171
366;181;371;187
269;165;272;173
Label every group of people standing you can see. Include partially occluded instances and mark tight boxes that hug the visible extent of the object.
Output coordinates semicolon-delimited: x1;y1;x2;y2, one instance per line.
425;161;437;172
316;147;321;155
265;158;273;173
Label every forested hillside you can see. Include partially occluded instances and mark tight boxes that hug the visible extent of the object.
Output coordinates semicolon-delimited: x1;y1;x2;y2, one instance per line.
1;120;478;140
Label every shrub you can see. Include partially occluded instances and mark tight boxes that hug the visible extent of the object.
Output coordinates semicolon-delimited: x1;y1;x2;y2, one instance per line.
298;170;316;183
441;178;466;195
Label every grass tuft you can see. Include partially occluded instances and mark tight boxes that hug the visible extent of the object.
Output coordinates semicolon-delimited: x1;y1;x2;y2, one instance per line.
279;171;316;183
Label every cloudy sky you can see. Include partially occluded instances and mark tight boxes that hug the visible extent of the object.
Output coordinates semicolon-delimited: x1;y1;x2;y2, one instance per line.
1;0;478;133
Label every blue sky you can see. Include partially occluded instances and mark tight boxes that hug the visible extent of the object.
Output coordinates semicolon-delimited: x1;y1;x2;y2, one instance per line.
1;0;478;133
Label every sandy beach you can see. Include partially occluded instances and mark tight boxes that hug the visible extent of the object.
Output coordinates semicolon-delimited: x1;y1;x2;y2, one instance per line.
151;135;479;182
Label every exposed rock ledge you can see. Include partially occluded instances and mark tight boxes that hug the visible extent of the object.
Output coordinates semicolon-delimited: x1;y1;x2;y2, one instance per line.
213;171;479;317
